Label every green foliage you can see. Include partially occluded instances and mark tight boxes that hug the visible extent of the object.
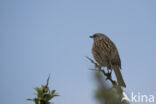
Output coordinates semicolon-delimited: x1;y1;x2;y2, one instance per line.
27;76;59;104
87;57;130;104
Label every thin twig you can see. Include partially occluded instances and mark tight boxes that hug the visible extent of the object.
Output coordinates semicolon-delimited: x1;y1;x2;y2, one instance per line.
86;57;116;85
45;74;51;88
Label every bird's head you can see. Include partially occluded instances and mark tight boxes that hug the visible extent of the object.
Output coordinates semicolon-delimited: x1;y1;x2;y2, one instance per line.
90;33;108;41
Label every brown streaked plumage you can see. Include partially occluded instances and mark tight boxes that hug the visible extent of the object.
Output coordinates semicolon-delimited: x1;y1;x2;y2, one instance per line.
90;33;126;87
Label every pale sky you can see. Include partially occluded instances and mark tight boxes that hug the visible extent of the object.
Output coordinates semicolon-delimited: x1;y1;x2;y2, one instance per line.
1;0;156;104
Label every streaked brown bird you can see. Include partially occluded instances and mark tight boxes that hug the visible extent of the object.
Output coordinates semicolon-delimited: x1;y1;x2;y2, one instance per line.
90;33;126;87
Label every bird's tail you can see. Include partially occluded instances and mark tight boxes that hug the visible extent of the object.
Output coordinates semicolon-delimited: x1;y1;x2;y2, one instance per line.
113;66;126;87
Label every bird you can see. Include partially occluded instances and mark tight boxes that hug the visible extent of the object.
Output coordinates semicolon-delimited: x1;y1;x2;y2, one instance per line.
90;33;126;87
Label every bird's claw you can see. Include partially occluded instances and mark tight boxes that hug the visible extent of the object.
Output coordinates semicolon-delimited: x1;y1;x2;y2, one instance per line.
106;72;112;80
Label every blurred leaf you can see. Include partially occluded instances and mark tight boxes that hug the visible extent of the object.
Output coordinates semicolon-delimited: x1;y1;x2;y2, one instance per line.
87;57;130;104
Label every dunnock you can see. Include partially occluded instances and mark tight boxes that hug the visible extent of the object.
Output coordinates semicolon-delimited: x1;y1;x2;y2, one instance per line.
90;33;126;87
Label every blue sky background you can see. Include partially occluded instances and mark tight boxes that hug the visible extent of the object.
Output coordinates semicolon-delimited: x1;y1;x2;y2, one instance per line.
0;0;156;104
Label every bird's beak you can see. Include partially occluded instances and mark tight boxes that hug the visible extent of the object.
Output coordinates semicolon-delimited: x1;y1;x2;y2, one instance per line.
90;35;93;38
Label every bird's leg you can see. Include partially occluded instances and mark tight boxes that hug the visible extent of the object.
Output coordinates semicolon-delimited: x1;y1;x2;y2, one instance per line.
110;69;112;75
106;68;112;80
106;64;113;80
110;64;113;75
106;71;111;80
106;68;110;73
107;64;111;73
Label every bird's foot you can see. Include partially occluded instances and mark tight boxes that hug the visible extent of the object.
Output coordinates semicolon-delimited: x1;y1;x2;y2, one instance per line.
106;72;112;80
